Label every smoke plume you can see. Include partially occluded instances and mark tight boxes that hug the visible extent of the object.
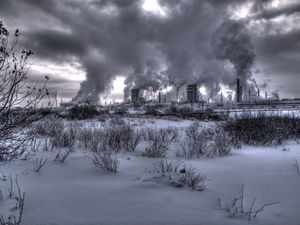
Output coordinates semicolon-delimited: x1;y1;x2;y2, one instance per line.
212;19;256;83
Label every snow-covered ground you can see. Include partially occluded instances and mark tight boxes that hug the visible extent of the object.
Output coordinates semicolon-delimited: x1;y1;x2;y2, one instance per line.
1;118;300;225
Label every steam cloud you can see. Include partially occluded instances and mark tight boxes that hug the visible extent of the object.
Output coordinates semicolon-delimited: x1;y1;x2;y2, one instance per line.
0;0;263;103
212;20;256;84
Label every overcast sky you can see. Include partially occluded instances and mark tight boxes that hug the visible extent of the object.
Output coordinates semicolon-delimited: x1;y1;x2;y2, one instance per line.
1;0;300;102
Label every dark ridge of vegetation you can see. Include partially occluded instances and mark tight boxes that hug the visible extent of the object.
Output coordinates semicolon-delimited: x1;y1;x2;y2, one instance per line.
69;104;100;120
219;113;300;147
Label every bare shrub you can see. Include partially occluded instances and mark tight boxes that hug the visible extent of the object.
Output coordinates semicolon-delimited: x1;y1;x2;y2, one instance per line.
177;122;232;158
141;127;180;142
293;159;300;176
121;129;142;152
92;142;120;173
218;184;280;221
0;22;49;161
152;159;206;191
144;134;169;158
212;130;232;156
104;121;141;152
281;145;290;152
175;165;207;191
176;122;208;158
54;149;71;163
109;117;126;126
77;126;101;149
152;159;183;177
50;129;76;149
220;113;300;146
33;156;47;173
177;136;208;158
104;125;125;151
140;127;156;141
30;116;64;137
0;175;25;225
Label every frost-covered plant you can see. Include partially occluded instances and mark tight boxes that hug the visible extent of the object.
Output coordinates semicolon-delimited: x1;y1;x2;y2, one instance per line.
152;159;183;177
50;130;76;149
177;123;232;158
33;156;47;173
108;117;126;126
141;127;180;142
143;134;169;158
121;129;142;152
220;113;300;146
54;148;71;163
212;130;232;156
104;121;141;152
92;142;120;173
176;122;208;158
218;184;281;221
30;116;64;137
152;159;206;191
0;175;25;225
77;126;102;149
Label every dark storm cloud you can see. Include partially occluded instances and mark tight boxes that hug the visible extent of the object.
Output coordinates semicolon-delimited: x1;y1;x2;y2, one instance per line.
23;29;86;60
254;1;300;20
255;29;300;57
1;0;300;101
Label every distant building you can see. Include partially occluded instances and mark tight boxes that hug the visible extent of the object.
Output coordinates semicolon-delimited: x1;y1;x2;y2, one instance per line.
131;88;141;103
187;84;198;103
158;92;167;103
236;78;242;103
60;101;76;109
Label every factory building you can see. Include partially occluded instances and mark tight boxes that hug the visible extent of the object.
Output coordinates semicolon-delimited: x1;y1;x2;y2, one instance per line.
187;84;198;103
131;88;141;103
158;92;167;103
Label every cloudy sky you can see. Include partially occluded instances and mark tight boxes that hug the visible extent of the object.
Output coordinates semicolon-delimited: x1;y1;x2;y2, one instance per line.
1;0;300;103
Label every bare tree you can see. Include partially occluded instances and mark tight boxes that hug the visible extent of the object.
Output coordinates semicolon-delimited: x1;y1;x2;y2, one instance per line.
0;21;49;161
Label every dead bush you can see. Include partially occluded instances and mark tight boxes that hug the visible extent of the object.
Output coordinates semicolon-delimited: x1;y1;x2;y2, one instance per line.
104;122;141;152
77;126;102;149
143;134;169;158
176;122;208;158
152;159;206;191
219;113;300;146
0;175;25;225
212;130;232;156
30;116;64;137
50;129;76;149
54;148;71;163
92;142;120;173
141;127;180;142
218;184;280;221
33;156;47;173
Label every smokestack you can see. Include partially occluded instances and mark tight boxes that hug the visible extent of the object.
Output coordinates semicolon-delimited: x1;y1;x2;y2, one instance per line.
258;88;260;99
265;91;267;100
236;78;241;103
158;92;162;103
221;92;223;104
248;90;251;102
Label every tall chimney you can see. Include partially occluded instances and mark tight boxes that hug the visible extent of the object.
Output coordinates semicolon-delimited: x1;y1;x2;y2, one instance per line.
221;92;223;104
248;90;251;102
265;91;267;100
236;78;240;103
257;88;260;99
